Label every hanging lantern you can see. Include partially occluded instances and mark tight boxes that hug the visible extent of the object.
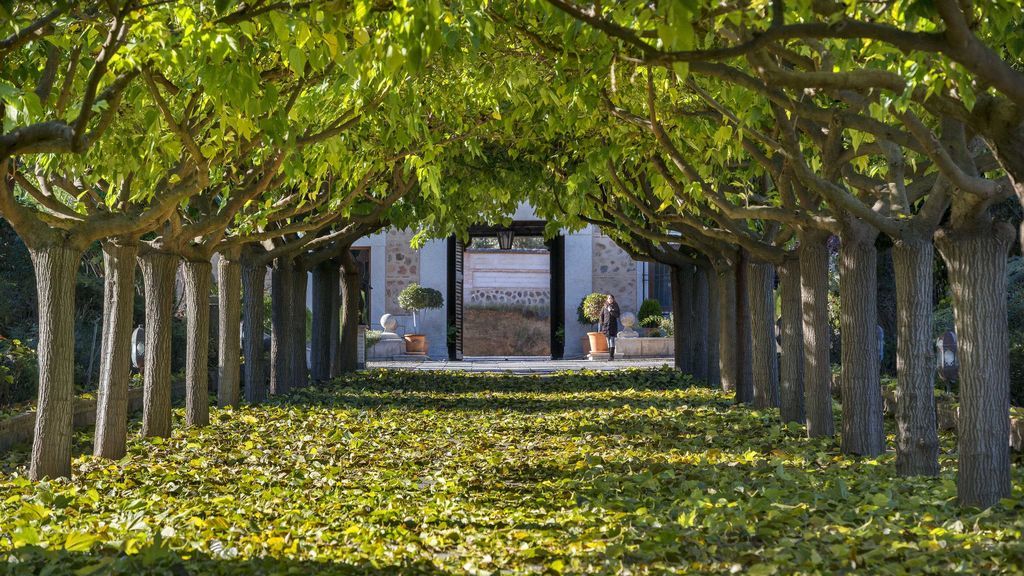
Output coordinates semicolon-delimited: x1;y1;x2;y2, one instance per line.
131;326;146;372
497;229;515;250
935;331;958;383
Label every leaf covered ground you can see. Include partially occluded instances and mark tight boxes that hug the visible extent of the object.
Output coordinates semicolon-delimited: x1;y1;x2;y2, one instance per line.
2;369;1024;574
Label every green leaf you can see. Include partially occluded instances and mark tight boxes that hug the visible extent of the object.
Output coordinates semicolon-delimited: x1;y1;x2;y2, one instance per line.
287;46;306;75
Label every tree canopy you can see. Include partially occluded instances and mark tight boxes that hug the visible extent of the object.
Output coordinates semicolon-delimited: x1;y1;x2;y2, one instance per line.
3;0;1024;508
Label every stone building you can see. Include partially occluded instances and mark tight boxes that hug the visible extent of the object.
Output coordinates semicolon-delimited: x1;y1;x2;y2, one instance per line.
351;203;673;358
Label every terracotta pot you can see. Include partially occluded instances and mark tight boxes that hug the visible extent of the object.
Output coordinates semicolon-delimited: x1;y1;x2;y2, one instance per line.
404;334;428;355
587;332;608;352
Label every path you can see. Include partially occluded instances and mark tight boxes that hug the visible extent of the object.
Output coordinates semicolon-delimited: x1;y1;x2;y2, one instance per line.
367;356;673;373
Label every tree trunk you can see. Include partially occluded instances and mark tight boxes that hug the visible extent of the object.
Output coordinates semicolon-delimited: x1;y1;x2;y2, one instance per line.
778;254;805;424
270;258;294;396
310;262;334;382
692;264;710;382
838;224;885;456
735;252;754;404
670;265;686;373
291;264;309;387
892;236;940;476
28;244;80;480
328;260;342;378
706;265;721;389
217;254;241;408
182;260;211;427
138;251;178;438
672;264;692;374
800;235;835;438
716;263;738;394
241;259;267;404
94;240;137;459
339;248;361;373
748;260;779;409
937;223;1013;507
684;265;699;375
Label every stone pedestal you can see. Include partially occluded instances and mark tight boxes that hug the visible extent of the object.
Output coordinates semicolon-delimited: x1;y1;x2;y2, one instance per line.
616;337;674;358
588;351;611;361
368;336;405;360
368;313;407;360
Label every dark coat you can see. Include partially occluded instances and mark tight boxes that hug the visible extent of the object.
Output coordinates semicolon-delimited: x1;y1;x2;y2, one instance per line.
599;302;621;338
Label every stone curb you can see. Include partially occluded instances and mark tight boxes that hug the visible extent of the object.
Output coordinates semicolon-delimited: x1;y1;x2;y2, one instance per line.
0;380;186;454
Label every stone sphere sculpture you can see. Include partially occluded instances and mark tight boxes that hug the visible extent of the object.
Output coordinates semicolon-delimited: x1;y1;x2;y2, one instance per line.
620;312;637;329
380;313;398;332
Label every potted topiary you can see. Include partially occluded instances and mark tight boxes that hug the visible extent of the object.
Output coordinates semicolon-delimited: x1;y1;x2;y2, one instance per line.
398;283;444;355
577;292;608;353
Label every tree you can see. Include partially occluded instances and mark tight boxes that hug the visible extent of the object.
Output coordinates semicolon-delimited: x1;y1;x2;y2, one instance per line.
511;0;1018;503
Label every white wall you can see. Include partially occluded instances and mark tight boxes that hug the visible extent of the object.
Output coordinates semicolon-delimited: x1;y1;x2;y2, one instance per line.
563;225;595;358
417;239;449;358
465;251;549;291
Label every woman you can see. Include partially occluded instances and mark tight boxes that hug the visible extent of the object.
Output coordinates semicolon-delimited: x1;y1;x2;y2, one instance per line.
599;294;621;361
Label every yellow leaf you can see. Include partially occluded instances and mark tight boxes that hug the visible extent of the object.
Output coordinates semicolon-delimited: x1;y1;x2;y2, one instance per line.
64;532;101;552
266;536;286;552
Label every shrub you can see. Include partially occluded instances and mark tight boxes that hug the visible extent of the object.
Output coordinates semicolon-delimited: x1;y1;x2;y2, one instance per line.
639;316;662;328
638;299;662;325
365;330;384;351
641;314;674;337
660;313;674;337
1010;339;1024;406
397;283;444;313
932;305;955;338
576;293;606;326
0;336;38;408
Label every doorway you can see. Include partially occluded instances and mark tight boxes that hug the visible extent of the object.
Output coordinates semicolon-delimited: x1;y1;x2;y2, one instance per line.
447;223;565;360
351;248;371;324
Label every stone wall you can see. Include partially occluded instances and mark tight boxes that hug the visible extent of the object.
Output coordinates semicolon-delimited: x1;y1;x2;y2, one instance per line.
591;231;637;314
385;229;420;315
0;380;185;454
467;288;550;308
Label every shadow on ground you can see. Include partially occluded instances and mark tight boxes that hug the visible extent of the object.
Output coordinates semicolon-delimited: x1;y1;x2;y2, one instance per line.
3;369;1023;574
4;545;454;575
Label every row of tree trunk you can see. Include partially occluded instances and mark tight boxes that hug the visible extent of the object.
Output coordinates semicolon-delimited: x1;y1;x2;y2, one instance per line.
666;226;1012;507
32;246;365;478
